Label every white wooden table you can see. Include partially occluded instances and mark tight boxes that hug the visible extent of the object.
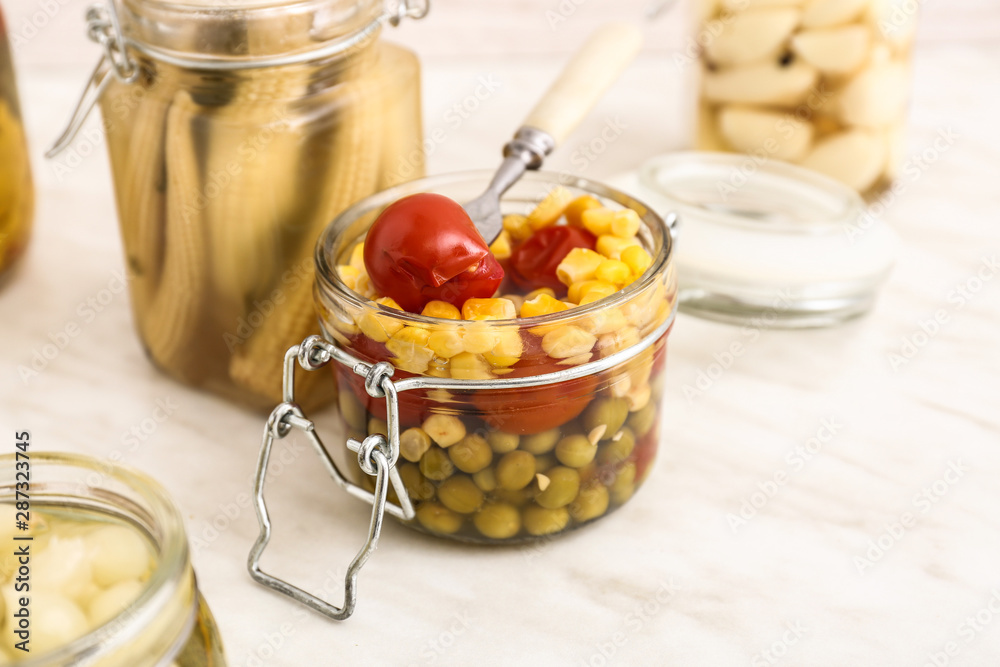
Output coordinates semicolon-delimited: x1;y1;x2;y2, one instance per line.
3;1;1000;664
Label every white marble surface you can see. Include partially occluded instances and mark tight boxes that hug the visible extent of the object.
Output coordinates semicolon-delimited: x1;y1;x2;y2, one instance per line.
3;1;1000;665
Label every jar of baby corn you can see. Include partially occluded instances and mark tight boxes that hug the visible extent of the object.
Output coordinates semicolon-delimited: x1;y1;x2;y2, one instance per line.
53;0;427;410
694;0;918;196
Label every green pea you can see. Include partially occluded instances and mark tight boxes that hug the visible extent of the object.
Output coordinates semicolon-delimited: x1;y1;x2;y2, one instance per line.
610;462;637;505
338;389;367;431
582;398;629;440
628;403;657;438
535;467;581;509
448;434;493;473
399;428;432;463
416;502;463;535
521;428;561;455
419;447;455;481
487;431;520;454
495;451;536;491
473;503;521;540
569;483;609;523
473;468;497;492
555;434;597;469
522;504;570;536
438;476;484;514
398;463;435;501
597;427;636;466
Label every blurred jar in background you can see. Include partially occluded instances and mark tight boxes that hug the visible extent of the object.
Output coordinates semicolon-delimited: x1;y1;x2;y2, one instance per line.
84;0;425;410
694;0;919;197
0;5;34;282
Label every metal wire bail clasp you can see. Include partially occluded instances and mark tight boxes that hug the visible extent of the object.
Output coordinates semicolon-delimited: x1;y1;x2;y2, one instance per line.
248;336;414;621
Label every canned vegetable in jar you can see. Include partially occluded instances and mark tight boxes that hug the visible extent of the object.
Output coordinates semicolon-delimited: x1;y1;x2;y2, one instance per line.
51;0;427;410
0;452;225;666
0;7;33;283
694;0;918;197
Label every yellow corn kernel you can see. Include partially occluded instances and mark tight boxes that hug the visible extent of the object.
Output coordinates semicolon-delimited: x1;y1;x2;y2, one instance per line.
527;186;574;230
422;414;467;448
349;243;366;271
582;307;629;336
572;281;616;305
556;248;604;287
611;209;641;238
462;326;500;355
525;287;556;301
450;352;494;380
357;298;405;343
422;300;461;320
542;326;598;359
353;273;377;299
626;383;652;412
564;195;603;228
490;230;513;260
579;288;616;306
503;213;533;242
596;326;641;358
386;327;435;374
581;207;615;236
557;352;593;366
520;293;569;319
427;329;465;359
567;280;602;304
595;259;630;286
337;265;362;291
484;330;523;368
621;245;653;276
596;234;642;261
503;294;525;313
462;298;516;321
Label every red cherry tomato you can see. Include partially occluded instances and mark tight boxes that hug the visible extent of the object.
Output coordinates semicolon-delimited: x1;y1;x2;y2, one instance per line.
509;226;597;292
363;193;503;312
472;335;598;435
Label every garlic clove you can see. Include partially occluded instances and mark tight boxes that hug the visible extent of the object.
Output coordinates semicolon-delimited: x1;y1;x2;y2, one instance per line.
718;106;815;162
838;61;910;127
792;25;873;75
703;61;819;106
705;8;802;66
801;0;869;28
801;129;887;191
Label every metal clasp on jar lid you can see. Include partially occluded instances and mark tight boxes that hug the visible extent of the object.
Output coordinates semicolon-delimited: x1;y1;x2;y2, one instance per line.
247;311;675;621
45;0;430;157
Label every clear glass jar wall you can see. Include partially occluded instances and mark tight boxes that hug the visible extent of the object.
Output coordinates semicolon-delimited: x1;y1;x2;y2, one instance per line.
314;172;676;543
0;7;33;282
99;0;424;410
0;452;225;666
694;0;918;196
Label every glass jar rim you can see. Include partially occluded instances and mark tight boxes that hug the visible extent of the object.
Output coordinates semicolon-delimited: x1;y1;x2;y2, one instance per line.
0;451;193;666
314;169;674;328
640;151;866;236
115;0;386;66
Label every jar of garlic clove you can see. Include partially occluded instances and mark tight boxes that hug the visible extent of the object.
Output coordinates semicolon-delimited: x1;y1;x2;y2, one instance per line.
52;0;427;410
694;0;918;197
0;452;225;665
0;7;34;283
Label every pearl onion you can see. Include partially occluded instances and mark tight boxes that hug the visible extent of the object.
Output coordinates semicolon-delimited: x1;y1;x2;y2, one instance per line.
88;579;145;628
86;525;152;588
33;535;93;602
12;591;88;655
